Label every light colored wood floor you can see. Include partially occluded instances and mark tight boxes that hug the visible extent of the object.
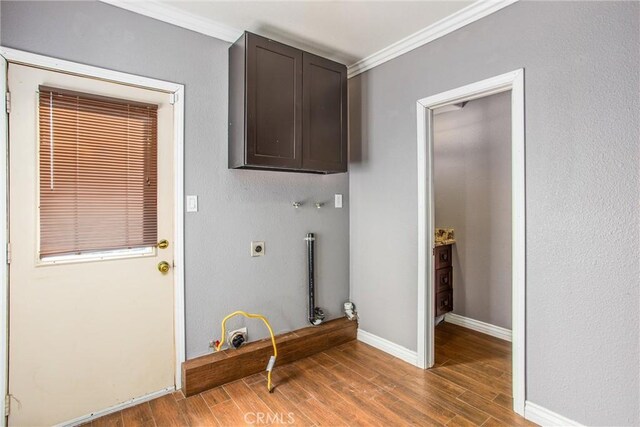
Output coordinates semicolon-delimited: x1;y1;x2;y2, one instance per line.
89;322;535;426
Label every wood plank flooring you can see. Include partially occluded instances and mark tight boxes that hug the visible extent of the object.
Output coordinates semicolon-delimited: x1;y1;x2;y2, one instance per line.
88;322;536;426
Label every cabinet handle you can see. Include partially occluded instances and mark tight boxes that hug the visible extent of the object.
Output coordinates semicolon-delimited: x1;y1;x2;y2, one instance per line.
442;276;449;284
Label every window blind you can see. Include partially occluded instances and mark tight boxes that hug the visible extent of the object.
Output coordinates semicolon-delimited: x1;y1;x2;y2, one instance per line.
38;86;158;258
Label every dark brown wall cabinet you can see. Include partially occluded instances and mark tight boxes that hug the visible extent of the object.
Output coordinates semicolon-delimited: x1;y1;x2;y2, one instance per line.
229;32;348;174
435;244;453;317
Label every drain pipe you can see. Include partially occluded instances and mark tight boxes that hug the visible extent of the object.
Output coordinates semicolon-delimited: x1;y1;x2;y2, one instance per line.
306;233;325;326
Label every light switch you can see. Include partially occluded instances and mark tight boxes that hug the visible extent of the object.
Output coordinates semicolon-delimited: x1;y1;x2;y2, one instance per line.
186;195;198;212
334;194;343;208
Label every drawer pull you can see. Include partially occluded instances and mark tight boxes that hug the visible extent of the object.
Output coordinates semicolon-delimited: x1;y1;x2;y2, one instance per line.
441;276;449;284
440;253;449;261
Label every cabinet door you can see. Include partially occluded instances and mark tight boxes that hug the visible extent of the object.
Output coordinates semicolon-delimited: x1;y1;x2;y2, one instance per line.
435;267;453;293
434;245;452;270
436;291;453;316
246;33;303;169
302;53;347;172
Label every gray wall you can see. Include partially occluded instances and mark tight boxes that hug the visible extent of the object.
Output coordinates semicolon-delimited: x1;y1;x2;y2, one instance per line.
1;1;350;359
434;92;512;330
349;1;639;425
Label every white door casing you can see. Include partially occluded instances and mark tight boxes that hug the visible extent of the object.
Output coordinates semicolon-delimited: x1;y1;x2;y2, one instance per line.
416;69;526;415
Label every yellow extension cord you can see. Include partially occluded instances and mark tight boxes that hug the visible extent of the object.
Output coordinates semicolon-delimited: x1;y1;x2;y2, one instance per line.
215;310;278;393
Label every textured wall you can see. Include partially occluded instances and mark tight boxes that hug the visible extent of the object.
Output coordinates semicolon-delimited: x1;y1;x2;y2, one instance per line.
349;1;639;425
434;92;512;329
1;0;350;359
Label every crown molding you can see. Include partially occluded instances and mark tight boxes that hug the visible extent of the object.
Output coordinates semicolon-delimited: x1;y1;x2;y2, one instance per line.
346;0;519;78
100;0;243;43
100;0;517;78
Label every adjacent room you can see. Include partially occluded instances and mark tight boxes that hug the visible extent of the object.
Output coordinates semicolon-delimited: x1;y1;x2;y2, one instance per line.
0;1;638;426
433;93;512;333
432;91;514;410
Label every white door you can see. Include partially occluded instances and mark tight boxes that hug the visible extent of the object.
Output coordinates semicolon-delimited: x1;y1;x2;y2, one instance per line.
7;64;175;426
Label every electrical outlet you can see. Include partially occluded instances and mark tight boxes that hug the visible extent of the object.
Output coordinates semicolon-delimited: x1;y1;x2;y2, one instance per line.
228;327;248;349
228;327;247;340
251;241;265;257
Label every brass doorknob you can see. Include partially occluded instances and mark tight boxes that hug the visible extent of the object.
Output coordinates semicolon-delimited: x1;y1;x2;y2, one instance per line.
157;261;171;274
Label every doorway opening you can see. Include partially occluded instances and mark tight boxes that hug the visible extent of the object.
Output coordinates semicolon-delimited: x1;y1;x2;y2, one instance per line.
433;90;514;414
416;70;525;415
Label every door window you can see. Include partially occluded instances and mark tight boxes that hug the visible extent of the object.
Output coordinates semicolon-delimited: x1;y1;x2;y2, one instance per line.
38;87;158;261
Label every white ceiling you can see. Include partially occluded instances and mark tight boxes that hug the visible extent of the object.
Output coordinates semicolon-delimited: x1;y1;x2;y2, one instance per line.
163;1;474;65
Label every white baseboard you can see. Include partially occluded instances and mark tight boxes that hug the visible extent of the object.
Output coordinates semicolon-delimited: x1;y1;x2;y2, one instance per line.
57;386;175;427
357;329;418;366
525;401;583;426
444;313;512;342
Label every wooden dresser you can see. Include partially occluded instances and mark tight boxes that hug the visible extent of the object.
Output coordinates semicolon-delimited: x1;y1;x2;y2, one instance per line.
435;244;453;316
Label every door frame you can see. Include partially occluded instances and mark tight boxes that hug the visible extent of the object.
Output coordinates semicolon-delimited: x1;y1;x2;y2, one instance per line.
415;69;525;415
0;47;186;423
